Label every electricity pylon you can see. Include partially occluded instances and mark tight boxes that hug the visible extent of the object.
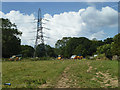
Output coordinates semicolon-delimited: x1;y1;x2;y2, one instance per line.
33;8;50;58
34;8;44;57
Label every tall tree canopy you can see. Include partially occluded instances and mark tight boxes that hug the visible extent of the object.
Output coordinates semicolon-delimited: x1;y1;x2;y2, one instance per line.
89;40;104;55
64;37;91;57
73;44;88;57
96;44;112;59
112;33;120;56
55;37;71;49
104;38;113;44
55;37;71;56
21;45;34;57
35;44;46;57
45;45;56;57
55;37;105;58
35;44;56;57
1;18;22;58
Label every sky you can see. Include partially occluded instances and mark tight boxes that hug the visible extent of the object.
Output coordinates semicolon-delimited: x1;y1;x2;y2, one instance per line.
0;2;119;47
1;0;120;2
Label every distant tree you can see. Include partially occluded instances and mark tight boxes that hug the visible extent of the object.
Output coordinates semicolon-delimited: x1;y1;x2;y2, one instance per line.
55;37;71;56
35;44;56;57
21;45;34;57
89;40;104;55
35;44;46;57
55;36;107;58
96;44;112;59
73;38;103;57
1;18;22;58
104;37;113;44
45;45;56;57
112;33;120;56
55;37;71;48
73;44;88;57
64;37;91;57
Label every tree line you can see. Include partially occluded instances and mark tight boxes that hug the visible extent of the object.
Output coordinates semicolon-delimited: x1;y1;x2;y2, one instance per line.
54;36;119;59
1;18;120;59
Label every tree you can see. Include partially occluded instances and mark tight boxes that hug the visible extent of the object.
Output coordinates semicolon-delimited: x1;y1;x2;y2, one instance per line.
89;40;104;55
45;45;56;57
35;44;56;57
21;45;34;57
72;38;103;57
1;18;22;58
55;37;71;56
104;37;113;44
112;33;120;56
35;44;46;57
64;37;91;57
96;44;112;59
55;37;71;48
73;44;88;57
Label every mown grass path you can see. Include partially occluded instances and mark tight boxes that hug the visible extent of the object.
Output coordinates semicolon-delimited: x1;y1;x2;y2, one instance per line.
2;59;118;88
55;65;70;88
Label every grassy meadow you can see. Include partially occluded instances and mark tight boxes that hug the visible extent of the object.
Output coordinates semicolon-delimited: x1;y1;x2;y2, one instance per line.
2;59;118;88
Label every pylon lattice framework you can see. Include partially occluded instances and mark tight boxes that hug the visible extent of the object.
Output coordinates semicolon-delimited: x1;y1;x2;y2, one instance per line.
34;8;45;57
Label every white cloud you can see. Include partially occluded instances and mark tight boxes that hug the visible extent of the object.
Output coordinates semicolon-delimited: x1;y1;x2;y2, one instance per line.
43;6;118;46
0;10;36;46
0;6;118;47
81;6;118;27
90;31;106;40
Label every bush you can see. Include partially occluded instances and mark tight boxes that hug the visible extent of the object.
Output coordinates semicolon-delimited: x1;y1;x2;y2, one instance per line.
85;56;91;60
93;53;109;60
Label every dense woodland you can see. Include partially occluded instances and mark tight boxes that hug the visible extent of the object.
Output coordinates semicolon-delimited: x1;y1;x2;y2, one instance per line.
1;18;120;59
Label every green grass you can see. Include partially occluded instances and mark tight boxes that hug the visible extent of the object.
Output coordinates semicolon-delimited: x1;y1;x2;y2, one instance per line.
2;59;118;88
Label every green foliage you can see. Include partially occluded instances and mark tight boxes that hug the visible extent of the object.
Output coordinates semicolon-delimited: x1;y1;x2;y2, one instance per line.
64;37;91;57
104;38;113;44
35;44;46;57
45;45;56;57
90;40;104;55
94;53;109;60
55;37;71;48
112;33;120;56
35;44;56;57
73;44;88;57
55;37;71;56
21;45;34;57
96;44;112;59
1;18;22;58
55;37;106;58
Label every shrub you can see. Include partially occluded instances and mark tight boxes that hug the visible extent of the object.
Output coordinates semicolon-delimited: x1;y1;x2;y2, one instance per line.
94;53;109;60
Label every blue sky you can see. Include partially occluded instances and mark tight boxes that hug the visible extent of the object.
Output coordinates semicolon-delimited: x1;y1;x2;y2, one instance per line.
1;2;118;47
2;2;118;17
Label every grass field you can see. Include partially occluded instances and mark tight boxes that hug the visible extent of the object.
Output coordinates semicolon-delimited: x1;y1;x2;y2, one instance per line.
2;59;118;88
